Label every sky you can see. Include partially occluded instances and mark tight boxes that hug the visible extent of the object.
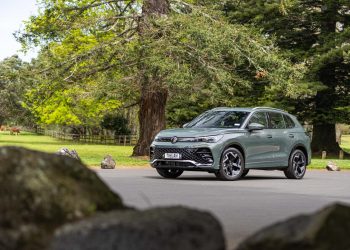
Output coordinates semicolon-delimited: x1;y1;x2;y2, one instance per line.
0;0;39;62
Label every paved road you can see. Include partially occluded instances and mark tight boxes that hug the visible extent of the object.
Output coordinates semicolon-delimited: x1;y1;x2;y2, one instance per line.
97;169;350;249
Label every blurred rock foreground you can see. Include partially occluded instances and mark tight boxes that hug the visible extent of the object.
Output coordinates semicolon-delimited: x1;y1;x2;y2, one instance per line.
1;147;349;250
237;203;350;250
0;147;225;250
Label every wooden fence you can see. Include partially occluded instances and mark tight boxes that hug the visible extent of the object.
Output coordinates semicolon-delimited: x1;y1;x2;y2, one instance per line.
34;129;138;146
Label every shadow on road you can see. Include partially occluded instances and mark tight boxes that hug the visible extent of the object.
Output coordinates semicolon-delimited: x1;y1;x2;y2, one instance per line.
144;175;286;181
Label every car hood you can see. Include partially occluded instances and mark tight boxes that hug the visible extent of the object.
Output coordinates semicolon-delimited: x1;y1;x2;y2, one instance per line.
157;128;244;137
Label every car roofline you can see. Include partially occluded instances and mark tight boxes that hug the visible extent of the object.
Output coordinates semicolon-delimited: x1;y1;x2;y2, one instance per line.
252;107;286;112
209;107;287;113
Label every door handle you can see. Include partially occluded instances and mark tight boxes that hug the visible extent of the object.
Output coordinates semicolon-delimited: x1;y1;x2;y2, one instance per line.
289;134;295;138
267;134;273;139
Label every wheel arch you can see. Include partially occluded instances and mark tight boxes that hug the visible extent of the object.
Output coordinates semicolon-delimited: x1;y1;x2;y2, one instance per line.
224;142;246;161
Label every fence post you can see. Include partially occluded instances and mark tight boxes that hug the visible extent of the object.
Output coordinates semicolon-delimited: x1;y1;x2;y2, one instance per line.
322;151;327;159
339;150;344;160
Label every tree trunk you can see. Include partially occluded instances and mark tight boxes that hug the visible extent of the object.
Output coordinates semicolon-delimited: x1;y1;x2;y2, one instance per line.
132;0;170;156
311;123;341;155
310;3;341;155
132;88;168;156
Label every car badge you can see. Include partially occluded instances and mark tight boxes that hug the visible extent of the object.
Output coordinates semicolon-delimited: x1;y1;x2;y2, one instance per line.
171;136;178;144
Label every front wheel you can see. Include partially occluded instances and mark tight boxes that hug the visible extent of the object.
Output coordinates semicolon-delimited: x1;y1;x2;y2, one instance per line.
216;148;245;181
156;168;183;179
284;149;307;179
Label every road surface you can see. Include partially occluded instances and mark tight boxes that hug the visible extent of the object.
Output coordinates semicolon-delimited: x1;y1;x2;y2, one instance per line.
97;169;350;249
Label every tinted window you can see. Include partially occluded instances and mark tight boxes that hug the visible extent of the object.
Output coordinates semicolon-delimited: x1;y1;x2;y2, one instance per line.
283;115;295;128
268;112;286;129
248;112;268;128
187;111;250;128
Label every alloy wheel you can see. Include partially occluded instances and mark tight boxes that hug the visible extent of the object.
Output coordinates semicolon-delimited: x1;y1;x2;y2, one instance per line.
222;151;242;177
292;152;306;178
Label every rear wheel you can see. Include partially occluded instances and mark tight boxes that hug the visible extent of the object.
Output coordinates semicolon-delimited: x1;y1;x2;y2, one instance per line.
217;148;245;181
156;168;183;179
284;149;307;179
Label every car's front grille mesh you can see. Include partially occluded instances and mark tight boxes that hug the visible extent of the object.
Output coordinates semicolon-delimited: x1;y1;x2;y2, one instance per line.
151;147;213;164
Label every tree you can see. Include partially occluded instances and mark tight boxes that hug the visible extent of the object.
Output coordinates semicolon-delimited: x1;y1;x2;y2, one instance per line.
19;0;306;156
0;55;34;126
101;113;131;135
224;0;350;155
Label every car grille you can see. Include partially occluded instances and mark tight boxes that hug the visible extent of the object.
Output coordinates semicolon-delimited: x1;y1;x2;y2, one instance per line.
150;147;213;165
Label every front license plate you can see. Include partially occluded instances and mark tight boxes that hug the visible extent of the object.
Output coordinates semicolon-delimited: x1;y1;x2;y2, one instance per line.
164;153;181;159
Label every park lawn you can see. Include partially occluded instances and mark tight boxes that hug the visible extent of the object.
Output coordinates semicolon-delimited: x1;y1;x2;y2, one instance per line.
308;135;350;169
0;131;149;167
1;131;349;169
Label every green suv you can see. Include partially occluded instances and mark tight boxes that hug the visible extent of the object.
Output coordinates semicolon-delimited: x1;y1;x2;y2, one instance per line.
150;107;311;181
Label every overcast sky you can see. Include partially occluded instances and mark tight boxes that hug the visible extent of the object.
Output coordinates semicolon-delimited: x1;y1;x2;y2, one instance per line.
0;0;39;62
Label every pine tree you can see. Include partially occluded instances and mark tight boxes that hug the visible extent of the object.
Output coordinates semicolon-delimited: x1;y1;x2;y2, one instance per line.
224;0;350;154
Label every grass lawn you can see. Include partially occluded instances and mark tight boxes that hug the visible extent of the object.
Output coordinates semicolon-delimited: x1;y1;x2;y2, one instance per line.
1;131;349;169
309;135;350;169
0;131;149;167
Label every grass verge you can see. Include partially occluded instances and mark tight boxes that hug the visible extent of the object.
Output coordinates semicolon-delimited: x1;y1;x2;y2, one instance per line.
1;131;349;169
0;131;148;167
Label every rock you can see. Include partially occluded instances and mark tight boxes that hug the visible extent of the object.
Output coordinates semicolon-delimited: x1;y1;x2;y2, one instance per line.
236;203;350;250
51;206;225;250
326;161;340;171
57;147;81;161
0;147;124;250
101;155;116;169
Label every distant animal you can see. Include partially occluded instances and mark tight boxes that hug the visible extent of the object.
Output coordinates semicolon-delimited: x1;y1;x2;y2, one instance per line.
0;125;7;131
10;127;20;135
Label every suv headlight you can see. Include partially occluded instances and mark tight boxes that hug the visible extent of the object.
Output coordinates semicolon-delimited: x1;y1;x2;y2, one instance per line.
195;135;224;143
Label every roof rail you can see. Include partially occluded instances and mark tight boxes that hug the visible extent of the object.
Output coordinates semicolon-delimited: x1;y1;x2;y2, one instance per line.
252;107;285;112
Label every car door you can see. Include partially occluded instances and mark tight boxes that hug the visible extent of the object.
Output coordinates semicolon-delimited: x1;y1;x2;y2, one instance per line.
244;112;276;168
267;112;290;165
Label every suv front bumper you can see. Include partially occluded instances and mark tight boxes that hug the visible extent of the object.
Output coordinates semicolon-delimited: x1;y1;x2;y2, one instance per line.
150;145;216;170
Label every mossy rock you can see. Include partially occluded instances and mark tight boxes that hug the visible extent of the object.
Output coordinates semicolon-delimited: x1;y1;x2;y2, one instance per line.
237;203;350;250
0;147;124;250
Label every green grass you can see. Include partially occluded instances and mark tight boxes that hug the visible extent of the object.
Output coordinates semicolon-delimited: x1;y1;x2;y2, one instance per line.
0;131;148;167
1;131;350;169
309;135;350;169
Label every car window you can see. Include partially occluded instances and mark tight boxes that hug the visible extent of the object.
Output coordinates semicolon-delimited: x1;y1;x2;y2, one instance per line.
268;112;286;129
187;111;250;128
283;115;295;128
248;112;268;128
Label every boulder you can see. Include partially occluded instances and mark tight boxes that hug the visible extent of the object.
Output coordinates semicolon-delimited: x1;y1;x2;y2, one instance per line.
51;206;225;250
326;161;340;171
236;203;350;250
57;147;81;161
101;155;116;169
0;147;124;250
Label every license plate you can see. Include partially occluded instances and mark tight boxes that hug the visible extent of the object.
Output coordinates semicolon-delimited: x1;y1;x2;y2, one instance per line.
164;153;181;159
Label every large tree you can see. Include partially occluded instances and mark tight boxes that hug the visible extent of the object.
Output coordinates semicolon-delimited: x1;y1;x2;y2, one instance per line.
224;0;350;155
19;0;306;155
0;55;34;126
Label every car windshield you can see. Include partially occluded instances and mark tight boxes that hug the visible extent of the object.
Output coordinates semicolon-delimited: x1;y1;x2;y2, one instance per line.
186;111;250;128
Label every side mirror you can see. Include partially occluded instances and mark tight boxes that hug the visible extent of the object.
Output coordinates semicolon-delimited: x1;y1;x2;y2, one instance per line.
248;123;264;131
182;123;189;128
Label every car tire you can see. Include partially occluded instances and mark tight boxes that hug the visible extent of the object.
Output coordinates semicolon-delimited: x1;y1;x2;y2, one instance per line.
217;148;245;181
156;168;184;179
241;169;249;178
284;149;307;179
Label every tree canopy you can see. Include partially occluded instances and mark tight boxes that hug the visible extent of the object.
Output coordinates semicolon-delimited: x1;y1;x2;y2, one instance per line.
15;0;312;155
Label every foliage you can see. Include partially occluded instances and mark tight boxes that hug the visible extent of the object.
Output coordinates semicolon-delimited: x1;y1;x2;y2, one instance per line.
223;0;350;123
100;113;131;135
17;0;310;133
0;55;34;125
